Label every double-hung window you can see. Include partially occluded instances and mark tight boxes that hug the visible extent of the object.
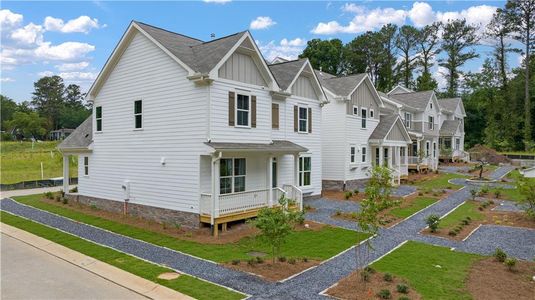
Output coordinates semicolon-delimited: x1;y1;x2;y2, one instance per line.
361;108;367;128
298;106;308;133
433;142;437;158
96;106;102;132
426;141;430;157
83;156;89;176
350;146;356;163
236;94;250;127
361;147;367;163
455;138;460;150
404;112;412;129
428;116;434;130
134;100;142;129
353;106;359;116
220;158;246;194
299;156;311;187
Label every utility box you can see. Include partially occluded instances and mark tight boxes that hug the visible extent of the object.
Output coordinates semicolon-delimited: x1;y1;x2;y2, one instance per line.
121;180;131;200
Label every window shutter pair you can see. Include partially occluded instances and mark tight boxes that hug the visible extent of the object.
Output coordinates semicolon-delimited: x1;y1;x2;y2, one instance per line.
272;103;279;129
228;91;256;128
293;105;312;133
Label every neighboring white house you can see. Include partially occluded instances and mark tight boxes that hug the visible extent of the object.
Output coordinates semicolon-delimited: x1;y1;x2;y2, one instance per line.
438;97;469;161
59;21;326;234
317;72;411;190
520;166;535;178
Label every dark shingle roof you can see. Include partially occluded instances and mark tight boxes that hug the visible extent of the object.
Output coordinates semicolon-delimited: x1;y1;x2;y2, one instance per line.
440;120;461;135
370;114;399;140
388;91;434;110
58;116;92;150
315;72;366;96
135;21;247;74
268;59;307;90
205;140;307;153
439;97;461;113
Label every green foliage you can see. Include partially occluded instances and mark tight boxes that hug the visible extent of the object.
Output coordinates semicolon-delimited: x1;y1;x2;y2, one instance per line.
383;272;393;282
377;289;392;299
504;257;517;271
494;248;507;262
425;214;440;232
470;189;478;200
5;111;47;139
396;284;409;294
299;39;346;76
288;258;296;265
231;259;240;265
516;175;535;219
344;191;353;200
360;269;371;282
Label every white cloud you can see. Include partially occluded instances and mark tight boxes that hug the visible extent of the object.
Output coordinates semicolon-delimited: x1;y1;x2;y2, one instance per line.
0;77;15;82
0;9;22;29
434;66;448;90
436;5;496;27
203;0;231;3
312;6;406;34
11;23;44;46
258;38;307;62
250;16;276;30
408;2;435;27
44;15;100;34
56;61;90;71
38;70;97;81
34;42;95;61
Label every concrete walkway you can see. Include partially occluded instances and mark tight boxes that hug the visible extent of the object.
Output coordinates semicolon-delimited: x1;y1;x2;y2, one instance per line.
1;165;533;299
0;185;76;198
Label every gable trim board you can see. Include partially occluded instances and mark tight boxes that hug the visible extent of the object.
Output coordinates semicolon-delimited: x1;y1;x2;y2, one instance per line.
286;60;327;102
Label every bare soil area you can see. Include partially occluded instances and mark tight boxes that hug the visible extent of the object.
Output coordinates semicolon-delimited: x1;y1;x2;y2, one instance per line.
322;190;367;201
225;258;318;282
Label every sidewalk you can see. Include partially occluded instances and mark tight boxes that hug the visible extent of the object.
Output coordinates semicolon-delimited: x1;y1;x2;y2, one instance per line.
0;185;76;198
0;223;194;300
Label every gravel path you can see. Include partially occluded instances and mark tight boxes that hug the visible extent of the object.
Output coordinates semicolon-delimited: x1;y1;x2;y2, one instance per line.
439;165;471;175
2;165;532;299
492;200;526;212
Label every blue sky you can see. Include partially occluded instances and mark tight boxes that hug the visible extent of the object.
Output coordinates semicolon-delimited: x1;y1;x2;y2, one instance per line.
1;1;518;102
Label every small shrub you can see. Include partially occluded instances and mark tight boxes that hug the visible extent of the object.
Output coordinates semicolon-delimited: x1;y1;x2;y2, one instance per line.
62;197;68;205
55;195;61;202
494;189;502;199
441;189;447;194
288;258;296;265
470;189;478;200
302;257;308;262
418;192;424;196
247;258;256;266
448;230;457;236
304;204;312;211
480;185;489;195
461;219;470;225
432;192;440;197
69;186;78;193
174;222;181;230
344;191;353;200
466;216;471;221
489;200;495;205
364;266;376;274
90;204;98;210
360;270;371;282
383;273;393;282
295;211;305;225
231;259;240;265
494;248;507;262
396;284;409;294
256;256;264;264
278;256;287;263
426;214;440;232
478;206;484;211
44;191;54;199
335;210;342;216
398;297;410;300
353;189;360;195
350;212;358;220
162;222;168;229
377;289;392;299
504;258;517;271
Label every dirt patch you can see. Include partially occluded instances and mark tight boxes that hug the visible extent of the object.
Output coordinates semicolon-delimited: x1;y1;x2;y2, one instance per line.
225;258;318;282
405;172;441;185
327;269;421;300
322;190;367;201
441;161;474;168
423;201;535;240
157;272;181;280
467;258;535;300
40;195;322;244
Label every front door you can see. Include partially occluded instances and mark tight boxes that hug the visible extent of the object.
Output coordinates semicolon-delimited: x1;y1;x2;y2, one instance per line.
272;157;277;188
384;148;389;167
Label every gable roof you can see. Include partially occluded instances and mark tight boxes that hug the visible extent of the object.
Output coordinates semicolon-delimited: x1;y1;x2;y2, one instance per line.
439;97;466;116
268;59;307;90
315;72;367;96
389;85;414;95
439;119;461;136
58;116;93;151
369;114;412;143
388;91;434;111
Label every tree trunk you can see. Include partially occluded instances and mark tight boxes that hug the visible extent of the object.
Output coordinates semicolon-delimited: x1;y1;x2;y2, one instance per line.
525;23;532;151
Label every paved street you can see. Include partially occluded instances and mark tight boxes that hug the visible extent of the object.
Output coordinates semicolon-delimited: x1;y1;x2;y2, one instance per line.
0;233;146;300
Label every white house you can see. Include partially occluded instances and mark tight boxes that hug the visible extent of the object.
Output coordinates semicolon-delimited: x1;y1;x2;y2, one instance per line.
59;21;326;234
438;97;469;161
317;72;411;190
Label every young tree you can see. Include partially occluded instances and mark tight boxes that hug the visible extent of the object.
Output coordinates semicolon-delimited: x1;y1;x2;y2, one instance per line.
345;31;384;84
487;10;518;90
416;22;441;91
377;24;399;92
396;25;420;89
516;176;535;219
299;39;347;75
439;19;480;97
503;0;535;150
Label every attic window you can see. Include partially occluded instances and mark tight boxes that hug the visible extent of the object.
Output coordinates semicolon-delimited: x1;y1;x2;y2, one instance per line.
134;100;143;129
353;106;359;116
430;102;433;109
95;106;102;132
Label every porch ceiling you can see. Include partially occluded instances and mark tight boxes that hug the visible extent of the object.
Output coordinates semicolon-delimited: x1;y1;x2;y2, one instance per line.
204;140;308;153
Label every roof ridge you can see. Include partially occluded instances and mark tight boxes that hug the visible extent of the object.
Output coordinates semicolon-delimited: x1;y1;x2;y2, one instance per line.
192;30;248;48
324;73;366;80
133;20;204;43
269;58;306;66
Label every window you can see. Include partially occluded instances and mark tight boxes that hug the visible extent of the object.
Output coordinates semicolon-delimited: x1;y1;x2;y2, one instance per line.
370;109;374;118
430;102;433;109
134;100;142;129
96;106;102;132
428;116;434;130
375;148;380;165
433;142;437;158
404;112;412;128
83;156;89;176
236;94;250;127
455;138;460;150
353;106;359;116
361;108;367;128
361;147;367;163
350;146;356;163
298;106;308;133
299;156;311;187
220;158;246;194
426;141;430;157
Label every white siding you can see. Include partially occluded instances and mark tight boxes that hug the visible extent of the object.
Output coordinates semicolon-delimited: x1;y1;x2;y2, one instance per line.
218;51;267;87
321;99;347;181
79;32;208;213
345;115;378;180
291;75;318;100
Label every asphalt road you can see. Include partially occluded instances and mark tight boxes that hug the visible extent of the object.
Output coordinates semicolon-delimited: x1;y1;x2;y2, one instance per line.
0;233;146;300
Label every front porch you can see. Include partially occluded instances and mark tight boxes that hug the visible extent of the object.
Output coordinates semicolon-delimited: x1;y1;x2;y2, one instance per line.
439;136;469;162
201;141;306;236
369;144;409;185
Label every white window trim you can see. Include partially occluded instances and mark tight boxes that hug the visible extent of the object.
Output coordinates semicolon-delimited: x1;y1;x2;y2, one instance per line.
361;107;367;129
298;105;309;134
433;142;437;158
220;158;246;194
235;92;251;128
352;105;359;116
134;100;143;130
95;106;103;133
404;112;412;129
350;145;356;164
455;138;460;150
428;116;434;130
83;156;89;176
361;146;367;163
369;109;374;118
299;155;312;187
426;141;430;157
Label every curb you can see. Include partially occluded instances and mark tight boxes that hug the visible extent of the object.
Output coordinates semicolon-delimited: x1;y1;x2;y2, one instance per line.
0;222;195;300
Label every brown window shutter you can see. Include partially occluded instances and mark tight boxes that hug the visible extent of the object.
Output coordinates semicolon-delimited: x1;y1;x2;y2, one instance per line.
308;108;312;133
251;96;257;128
228;91;235;126
293;106;298;132
272;103;279;129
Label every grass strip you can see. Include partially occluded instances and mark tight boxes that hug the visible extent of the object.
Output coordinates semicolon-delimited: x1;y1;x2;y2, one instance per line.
389;197;437;219
439;201;484;229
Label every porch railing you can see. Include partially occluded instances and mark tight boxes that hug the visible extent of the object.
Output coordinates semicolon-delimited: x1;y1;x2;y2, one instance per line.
283;184;303;211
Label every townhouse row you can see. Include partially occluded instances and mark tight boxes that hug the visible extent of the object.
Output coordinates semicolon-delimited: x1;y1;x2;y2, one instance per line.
59;22;467;230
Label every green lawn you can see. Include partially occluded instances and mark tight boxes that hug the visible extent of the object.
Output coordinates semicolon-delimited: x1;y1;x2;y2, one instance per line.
14;194;368;262
439;201;484;229
372;241;483;300
1;212;245;300
389;197;438;219
490;169;534;202
411;173;469;190
1;141;77;184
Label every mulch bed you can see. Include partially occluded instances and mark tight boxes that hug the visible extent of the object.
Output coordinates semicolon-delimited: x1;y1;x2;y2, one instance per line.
322;190;367;201
326;269;421;300
225;258;319;282
467;258;535;300
40;195;323;244
422;200;535;241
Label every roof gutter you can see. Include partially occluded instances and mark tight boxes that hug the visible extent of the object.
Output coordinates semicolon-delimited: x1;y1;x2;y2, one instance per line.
187;73;213;85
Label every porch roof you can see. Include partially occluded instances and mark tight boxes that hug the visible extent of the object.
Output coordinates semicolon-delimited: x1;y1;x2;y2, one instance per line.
440;120;461;136
205;140;307;153
58;116;92;152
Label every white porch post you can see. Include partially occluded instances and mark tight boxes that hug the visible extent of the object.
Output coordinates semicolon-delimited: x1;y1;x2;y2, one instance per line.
294;154;299;186
379;146;384;166
62;155;70;193
268;156;273;207
404;146;408;165
396;146;400;169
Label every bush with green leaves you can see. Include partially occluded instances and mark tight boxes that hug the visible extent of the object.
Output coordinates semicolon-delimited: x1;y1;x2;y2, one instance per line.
470;189;478;200
426;214;440;232
396;284;409;294
353;189;360;195
364;266;376;274
377;289;392;299
288;258;296;265
231;259;240;265
383;273;393;282
360;270;371;282
516;176;535;219
255;256;264;264
44;191;54;199
504;258;517;271
494;248;507;262
493;188;502;199
398;297;410;300
480;185;489;195
278;256;287;263
344;191;353;200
